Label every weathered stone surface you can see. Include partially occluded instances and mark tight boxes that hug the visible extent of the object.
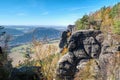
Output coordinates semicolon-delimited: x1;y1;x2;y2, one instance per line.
59;25;75;49
99;40;120;80
57;30;120;80
59;31;68;49
56;30;103;80
67;25;76;33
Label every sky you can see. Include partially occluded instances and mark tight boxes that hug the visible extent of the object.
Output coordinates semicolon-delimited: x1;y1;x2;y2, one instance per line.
0;0;120;26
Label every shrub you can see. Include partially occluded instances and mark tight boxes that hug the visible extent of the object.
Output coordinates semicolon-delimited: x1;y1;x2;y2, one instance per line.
17;40;61;80
0;26;12;80
75;15;89;30
113;21;120;34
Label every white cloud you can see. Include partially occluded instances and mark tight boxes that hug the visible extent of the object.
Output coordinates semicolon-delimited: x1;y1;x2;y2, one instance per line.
69;6;95;11
41;12;49;15
17;13;26;16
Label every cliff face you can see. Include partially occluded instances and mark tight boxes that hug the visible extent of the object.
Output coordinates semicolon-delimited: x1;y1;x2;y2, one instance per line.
56;30;120;80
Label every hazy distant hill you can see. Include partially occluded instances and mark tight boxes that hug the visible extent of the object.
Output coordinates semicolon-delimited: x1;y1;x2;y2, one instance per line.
4;25;66;32
10;27;62;45
4;25;36;33
4;28;24;36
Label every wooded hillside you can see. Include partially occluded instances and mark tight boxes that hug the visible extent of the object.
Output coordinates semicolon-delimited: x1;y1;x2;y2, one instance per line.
75;2;120;35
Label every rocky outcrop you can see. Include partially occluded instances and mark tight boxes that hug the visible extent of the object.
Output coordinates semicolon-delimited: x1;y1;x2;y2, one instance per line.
59;25;76;54
56;30;120;80
59;30;69;49
59;25;76;49
59;25;73;54
67;25;76;33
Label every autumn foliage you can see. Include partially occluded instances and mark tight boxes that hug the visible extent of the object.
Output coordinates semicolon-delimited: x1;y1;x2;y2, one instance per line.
75;3;120;35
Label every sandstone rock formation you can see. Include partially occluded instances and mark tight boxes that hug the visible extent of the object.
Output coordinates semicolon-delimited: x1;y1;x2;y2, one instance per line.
59;25;76;49
67;25;76;33
57;30;120;80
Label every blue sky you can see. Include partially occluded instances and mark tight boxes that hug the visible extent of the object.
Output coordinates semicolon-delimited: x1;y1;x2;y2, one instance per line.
0;0;120;26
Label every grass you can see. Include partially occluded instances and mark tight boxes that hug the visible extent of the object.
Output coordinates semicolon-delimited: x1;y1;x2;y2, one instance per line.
32;40;61;80
11;44;32;52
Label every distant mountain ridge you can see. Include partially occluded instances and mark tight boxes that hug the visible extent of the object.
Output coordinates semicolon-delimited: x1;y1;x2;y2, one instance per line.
9;27;62;45
3;28;24;36
4;25;66;32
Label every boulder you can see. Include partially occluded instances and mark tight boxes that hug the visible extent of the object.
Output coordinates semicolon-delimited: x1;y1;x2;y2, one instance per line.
56;30;120;80
56;30;103;80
